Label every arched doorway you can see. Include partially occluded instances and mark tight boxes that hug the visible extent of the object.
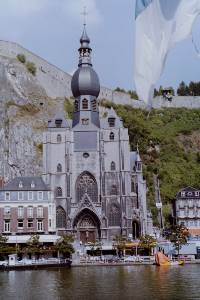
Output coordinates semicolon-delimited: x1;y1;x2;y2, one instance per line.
73;209;101;243
132;220;140;240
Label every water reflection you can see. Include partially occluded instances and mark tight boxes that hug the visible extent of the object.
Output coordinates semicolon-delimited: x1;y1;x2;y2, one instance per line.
0;265;199;300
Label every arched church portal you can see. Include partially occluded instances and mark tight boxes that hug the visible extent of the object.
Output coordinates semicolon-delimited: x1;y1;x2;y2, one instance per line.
76;171;98;203
73;209;101;243
132;220;140;240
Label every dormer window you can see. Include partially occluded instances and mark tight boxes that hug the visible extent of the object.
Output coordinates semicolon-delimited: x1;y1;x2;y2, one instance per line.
55;119;62;128
82;99;88;110
31;181;35;188
82;118;89;125
108;117;115;127
19;181;23;188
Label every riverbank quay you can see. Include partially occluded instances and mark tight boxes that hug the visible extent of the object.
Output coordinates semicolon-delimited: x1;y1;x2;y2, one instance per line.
72;259;200;267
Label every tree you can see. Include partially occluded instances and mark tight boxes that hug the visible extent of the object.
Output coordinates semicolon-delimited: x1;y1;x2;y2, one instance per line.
27;234;41;258
112;235;127;257
164;224;189;255
55;234;74;258
128;90;139;100
139;235;156;255
177;81;188;96
87;240;102;256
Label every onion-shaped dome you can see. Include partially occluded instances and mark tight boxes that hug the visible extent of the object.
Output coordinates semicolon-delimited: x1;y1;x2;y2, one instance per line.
71;66;100;98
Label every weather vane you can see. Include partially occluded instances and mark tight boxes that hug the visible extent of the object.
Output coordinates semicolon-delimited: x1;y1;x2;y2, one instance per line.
81;6;88;26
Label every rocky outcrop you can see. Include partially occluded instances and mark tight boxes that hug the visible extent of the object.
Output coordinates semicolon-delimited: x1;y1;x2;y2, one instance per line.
0;55;65;180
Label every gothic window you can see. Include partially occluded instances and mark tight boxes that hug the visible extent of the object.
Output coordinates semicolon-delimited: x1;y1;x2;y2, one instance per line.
82;99;88;109
56;187;63;197
57;163;62;173
111;161;116;171
132;221;140;239
108;117;115;127
74;100;79;112
110;132;114;141
137;162;142;171
91;99;97;111
56;206;66;228
57;134;62;143
79;216;95;228
110;185;118;195
76;172;98;203
109;204;121;226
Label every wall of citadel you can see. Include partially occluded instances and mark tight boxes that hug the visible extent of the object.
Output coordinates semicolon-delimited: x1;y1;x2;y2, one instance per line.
1;40;200;109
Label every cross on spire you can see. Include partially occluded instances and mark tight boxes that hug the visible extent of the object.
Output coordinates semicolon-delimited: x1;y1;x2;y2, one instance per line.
81;6;88;26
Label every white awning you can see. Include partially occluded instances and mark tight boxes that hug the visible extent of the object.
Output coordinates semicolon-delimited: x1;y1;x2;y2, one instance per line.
7;235;59;244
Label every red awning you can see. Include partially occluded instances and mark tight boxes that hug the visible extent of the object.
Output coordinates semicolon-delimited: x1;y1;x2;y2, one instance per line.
188;228;200;235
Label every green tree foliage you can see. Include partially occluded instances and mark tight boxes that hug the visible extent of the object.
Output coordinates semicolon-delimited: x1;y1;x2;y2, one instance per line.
101;101;200;224
114;87;126;93
27;234;41;255
177;81;200;96
17;54;26;64
26;61;37;75
128;90;139;100
64;98;74;119
55;235;74;258
87;240;102;256
114;87;138;100
139;235;156;255
164;224;189;254
112;235;127;256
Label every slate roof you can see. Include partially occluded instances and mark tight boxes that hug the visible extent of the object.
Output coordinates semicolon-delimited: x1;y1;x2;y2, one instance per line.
100;107;123;129
0;176;50;191
176;186;200;198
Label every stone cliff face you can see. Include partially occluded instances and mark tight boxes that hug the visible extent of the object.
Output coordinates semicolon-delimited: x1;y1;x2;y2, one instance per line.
0;55;65;180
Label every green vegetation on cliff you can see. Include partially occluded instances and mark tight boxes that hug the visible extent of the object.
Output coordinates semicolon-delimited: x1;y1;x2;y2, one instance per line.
102;102;200;223
64;99;200;223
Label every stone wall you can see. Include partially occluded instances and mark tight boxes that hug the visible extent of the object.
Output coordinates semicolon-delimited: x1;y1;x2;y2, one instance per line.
1;40;200;110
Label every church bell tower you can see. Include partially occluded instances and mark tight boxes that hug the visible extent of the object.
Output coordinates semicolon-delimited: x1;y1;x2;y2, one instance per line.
71;24;100;129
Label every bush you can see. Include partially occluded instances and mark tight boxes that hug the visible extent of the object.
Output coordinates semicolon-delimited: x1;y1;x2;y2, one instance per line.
17;54;26;64
26;61;37;75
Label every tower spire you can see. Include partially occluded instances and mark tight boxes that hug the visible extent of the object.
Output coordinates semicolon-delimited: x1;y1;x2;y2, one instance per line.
81;6;88;27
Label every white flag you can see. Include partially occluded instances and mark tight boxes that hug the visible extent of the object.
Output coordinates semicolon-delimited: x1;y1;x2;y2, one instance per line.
134;0;200;105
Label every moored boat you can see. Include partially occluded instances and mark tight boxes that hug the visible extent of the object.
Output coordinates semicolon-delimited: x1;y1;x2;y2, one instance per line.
155;252;184;266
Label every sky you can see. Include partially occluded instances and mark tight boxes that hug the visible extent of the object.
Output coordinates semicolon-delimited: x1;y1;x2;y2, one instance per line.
0;0;199;91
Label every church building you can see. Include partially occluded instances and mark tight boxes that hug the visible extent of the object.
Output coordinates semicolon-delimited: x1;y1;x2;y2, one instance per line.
43;25;152;243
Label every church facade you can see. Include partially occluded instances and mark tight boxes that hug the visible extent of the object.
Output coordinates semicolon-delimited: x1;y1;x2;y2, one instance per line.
43;26;152;243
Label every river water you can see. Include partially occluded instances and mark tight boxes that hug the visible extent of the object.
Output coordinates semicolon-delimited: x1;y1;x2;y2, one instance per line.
0;265;199;300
